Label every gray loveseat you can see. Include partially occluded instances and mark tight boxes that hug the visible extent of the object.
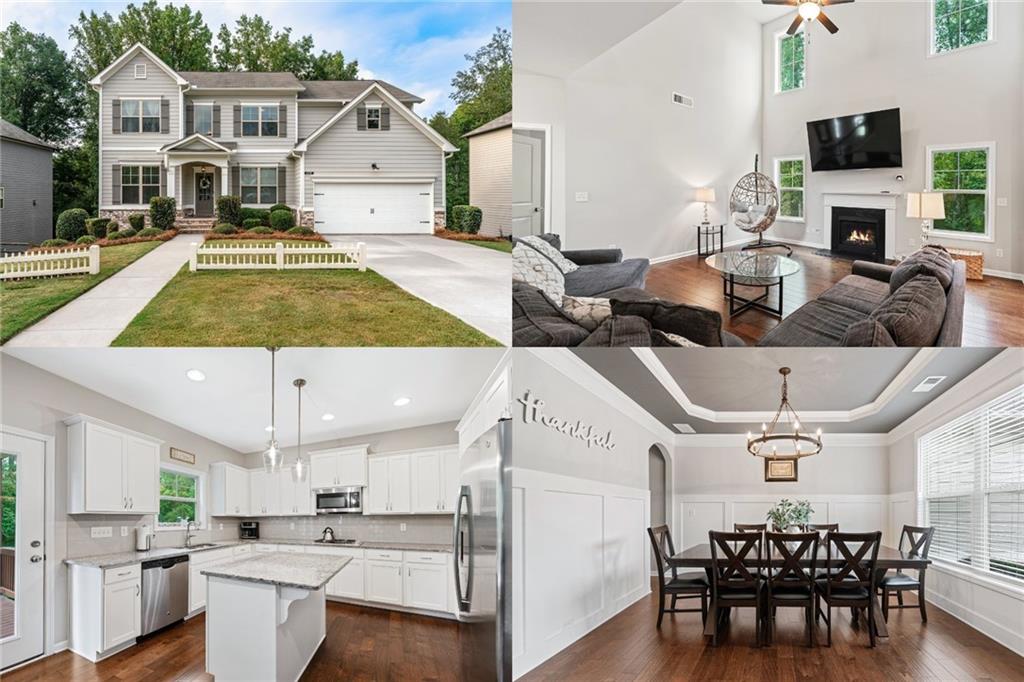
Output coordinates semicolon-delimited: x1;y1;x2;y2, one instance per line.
514;234;650;296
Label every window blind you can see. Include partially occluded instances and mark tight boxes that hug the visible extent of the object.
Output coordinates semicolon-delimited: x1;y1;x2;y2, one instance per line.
919;385;1024;583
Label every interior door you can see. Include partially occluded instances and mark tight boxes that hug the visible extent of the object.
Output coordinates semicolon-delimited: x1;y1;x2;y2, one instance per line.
0;429;46;670
195;171;214;217
512;131;544;237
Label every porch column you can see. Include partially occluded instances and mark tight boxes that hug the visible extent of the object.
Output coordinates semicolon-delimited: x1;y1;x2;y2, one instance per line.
166;165;177;202
220;164;229;197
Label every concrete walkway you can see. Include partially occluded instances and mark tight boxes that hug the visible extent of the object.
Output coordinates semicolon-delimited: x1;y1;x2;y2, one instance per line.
330;235;511;345
6;235;195;347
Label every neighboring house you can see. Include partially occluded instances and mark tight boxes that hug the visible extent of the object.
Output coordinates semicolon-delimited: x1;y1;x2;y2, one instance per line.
464;111;512;237
0;119;57;251
89;43;458;234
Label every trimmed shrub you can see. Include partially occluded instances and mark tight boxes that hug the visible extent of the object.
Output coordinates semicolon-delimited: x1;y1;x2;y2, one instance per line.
212;224;237;235
269;209;295;231
269;203;291;214
86;217;110;237
40;238;71;248
450;205;482;234
242;218;264;230
56;208;89;241
109;228;138;240
217;195;242;226
128;213;146;231
248;226;274;235
286;226;315;236
149;196;176;231
136;227;163;237
240;207;270;226
76;235;98;245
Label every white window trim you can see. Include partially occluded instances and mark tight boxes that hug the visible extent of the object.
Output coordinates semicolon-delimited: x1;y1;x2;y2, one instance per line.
120;96;162;134
120;163;162;206
134;63;147;79
155;460;206;531
239;164;279;207
774;29;806;95
240;102;281;138
192;102;215;136
774;155;806;223
928;0;996;58
924;142;996;243
365;103;382;130
0;186;4;210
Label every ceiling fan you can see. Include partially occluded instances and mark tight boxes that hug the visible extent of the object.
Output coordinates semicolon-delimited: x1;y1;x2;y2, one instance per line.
763;0;855;36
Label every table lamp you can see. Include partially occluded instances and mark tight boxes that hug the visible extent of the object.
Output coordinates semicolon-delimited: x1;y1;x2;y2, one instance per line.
696;187;716;225
907;192;945;244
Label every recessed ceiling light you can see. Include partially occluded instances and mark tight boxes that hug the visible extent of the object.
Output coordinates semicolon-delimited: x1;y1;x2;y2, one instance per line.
913;376;947;393
321;413;335;422
186;369;206;382
393;397;411;407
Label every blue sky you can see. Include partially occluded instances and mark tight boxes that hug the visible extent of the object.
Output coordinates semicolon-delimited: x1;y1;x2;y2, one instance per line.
1;1;510;116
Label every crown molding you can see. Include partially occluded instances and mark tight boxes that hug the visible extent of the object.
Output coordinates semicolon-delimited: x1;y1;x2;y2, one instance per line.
675;432;890;448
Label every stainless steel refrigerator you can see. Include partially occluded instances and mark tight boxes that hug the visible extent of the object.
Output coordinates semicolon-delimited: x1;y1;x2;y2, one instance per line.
453;418;511;681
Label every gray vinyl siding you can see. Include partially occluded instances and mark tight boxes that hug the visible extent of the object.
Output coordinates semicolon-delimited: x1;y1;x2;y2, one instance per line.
206;92;297;147
100;150;165;207
101;53;180;143
0;139;54;250
468;126;512;237
298;102;342;139
303;96;445;209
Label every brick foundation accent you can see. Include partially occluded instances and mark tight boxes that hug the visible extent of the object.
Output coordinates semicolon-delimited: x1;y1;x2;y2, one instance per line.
434;210;447;230
300;210;315;228
100;209;149;230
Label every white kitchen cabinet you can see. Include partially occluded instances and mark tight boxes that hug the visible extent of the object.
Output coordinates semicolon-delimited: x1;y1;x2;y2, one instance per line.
187;546;238;614
366;454;411;514
210;462;251;516
102;575;141;650
305;546;365;600
410;447;460;514
309;444;369;489
366;457;389;514
70;563;142;662
365;559;404;604
403;560;448;612
276;469;312;515
65;415;161;515
442;448;459;513
250;470;280;516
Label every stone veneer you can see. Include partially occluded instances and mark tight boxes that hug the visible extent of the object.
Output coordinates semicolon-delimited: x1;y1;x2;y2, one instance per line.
434;210;447;230
299;210;315;228
99;209;148;230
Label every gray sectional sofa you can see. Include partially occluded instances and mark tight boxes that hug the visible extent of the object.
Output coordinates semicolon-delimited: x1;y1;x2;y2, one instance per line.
514;234;650;296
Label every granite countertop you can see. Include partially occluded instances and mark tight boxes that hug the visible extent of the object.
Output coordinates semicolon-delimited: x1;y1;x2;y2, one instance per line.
259;538;452;553
201;553;352;590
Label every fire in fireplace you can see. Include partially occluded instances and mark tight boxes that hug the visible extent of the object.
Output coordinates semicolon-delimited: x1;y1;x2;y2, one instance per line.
831;207;886;262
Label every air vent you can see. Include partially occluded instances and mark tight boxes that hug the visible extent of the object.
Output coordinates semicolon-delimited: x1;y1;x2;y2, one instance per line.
912;376;947;393
672;92;694;108
673;423;696;434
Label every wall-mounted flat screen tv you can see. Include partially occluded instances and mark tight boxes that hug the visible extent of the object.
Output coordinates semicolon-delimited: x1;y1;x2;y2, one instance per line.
806;108;903;171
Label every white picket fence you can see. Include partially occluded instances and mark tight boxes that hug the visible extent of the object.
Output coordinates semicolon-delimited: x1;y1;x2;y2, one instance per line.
0;245;100;280
189;241;366;272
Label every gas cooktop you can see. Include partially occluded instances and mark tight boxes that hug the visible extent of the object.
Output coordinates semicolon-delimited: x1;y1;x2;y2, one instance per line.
313;538;359;545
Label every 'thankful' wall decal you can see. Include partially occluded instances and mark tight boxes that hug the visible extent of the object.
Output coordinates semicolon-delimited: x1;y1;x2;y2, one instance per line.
517;391;616;450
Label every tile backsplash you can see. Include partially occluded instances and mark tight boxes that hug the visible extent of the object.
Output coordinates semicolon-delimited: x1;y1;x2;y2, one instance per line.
67;515;241;557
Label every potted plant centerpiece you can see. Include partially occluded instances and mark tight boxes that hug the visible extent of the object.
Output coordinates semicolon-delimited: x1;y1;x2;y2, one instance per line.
766;498;813;532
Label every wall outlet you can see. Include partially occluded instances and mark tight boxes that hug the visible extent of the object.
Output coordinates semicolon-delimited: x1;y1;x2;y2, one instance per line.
574;191;589;202
400;523;407;532
120;527;128;537
91;526;112;539
996;249;1004;258
997;197;1008;207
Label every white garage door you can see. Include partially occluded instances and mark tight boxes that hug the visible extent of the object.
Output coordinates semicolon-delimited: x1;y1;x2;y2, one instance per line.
313;182;434;234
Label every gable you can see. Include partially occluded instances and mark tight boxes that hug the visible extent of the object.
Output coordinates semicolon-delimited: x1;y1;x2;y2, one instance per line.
89;43;186;87
104;52;179;94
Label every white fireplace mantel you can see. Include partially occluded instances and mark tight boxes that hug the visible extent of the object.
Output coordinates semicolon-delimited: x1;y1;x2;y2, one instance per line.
823;192;900;261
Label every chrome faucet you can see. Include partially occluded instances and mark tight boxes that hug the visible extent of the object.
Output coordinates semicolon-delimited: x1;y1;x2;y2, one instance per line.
184;520;197;548
321;526;335;543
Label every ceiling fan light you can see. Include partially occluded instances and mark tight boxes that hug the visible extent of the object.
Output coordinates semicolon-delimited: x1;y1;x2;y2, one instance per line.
799;2;821;20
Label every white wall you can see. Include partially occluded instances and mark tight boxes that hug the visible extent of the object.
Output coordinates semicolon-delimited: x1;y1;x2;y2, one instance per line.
761;0;1024;276
513;71;568;238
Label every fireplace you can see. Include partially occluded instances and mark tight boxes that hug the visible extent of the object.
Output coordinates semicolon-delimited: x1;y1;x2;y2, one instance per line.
831;206;886;262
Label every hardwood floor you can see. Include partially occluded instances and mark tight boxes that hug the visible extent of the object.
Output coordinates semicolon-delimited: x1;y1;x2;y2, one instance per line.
645;247;1024;347
4;602;461;682
523;579;1023;682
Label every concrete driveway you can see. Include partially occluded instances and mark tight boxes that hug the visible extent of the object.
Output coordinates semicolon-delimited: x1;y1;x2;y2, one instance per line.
328;235;511;345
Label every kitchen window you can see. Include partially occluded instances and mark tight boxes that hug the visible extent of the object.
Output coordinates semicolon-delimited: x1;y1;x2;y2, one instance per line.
194;103;213;136
932;0;993;55
775;157;805;221
240;166;278;205
366;106;381;130
158;465;204;529
918;384;1024;585
121;99;161;133
776;32;805;93
927;143;994;240
121;165;161;205
242;104;278;137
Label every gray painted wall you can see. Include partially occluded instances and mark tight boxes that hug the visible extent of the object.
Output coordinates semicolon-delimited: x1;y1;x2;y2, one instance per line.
0;139;53;250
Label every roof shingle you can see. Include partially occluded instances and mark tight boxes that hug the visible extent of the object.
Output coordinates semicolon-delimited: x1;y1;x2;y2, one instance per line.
179;71;304;90
298;80;423;103
0;119;57;150
463;111;512;139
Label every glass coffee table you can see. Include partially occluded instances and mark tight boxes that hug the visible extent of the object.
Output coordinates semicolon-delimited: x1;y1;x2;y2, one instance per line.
704;251;801;319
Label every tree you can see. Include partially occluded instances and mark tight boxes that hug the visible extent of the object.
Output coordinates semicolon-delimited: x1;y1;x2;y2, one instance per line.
215;15;314;75
309;50;360;81
0;23;84;146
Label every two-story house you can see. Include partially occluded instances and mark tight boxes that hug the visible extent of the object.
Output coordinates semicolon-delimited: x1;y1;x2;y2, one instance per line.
89;43;458;233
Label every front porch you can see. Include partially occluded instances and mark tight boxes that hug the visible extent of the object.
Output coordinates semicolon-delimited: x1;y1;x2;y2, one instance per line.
162;133;234;223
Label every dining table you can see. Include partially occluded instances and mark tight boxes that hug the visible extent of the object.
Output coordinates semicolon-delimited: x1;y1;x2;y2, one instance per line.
668;542;931;638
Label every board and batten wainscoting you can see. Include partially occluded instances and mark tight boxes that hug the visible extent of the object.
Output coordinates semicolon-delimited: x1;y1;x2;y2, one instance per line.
512;468;650;679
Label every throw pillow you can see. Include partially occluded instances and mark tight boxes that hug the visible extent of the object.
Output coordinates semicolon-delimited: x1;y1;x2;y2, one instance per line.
889;244;954;293
512;282;590;347
561;295;612;332
610;299;724;347
652;330;703;347
840;319;897;347
520;235;579;274
870;274;946;346
577;315;653;347
513;243;566;301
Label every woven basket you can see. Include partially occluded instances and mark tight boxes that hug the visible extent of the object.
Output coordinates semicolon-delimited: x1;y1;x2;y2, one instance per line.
947;248;984;281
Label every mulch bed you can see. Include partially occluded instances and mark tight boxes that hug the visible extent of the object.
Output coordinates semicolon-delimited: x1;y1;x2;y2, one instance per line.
26;230;179;253
201;231;328;243
434;228;510;243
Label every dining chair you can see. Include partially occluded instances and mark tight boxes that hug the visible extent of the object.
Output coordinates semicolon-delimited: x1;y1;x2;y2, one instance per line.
764;531;819;647
805;523;839;534
879;525;935;623
708;530;764;647
647;526;709;628
814;531;882;647
734;523;767;533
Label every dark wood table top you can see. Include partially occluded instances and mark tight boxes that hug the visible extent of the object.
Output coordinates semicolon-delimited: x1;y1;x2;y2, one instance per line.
669;543;931;570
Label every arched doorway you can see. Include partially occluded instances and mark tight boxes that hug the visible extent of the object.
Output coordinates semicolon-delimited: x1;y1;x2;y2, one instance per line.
648;443;671;571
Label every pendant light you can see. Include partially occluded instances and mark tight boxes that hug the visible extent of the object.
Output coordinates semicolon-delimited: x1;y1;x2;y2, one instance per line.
261;347;282;473
292;378;309;483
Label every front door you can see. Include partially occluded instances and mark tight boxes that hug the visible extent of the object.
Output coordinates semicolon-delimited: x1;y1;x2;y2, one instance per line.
195;172;214;217
512;130;545;237
0;428;46;670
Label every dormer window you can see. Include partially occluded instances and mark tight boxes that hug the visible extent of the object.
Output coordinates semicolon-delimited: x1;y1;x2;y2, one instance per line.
366;105;381;130
134;63;147;79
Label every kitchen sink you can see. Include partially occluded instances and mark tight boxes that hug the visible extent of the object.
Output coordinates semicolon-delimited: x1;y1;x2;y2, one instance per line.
178;543;219;549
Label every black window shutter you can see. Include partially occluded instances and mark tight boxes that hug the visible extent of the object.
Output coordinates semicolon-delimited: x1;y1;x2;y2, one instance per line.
231;165;240;196
185;103;194;136
279;104;287;137
213;104;221;137
111;164;121;204
381;106;390;131
357;105;366;131
112;99;121;134
233;105;241;137
160;166;167;196
160;97;170;134
278;165;287;203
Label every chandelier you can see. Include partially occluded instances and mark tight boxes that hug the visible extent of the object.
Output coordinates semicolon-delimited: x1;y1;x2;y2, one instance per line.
747;367;822;459
261;347;282;473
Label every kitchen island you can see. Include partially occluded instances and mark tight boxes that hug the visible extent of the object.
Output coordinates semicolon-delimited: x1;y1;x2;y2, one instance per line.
201;552;351;682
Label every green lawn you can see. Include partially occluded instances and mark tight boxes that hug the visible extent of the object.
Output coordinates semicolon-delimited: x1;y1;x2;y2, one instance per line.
1;241;162;344
112;266;500;347
465;239;513;253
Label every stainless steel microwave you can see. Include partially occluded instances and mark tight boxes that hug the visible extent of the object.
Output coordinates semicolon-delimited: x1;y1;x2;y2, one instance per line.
315;487;363;514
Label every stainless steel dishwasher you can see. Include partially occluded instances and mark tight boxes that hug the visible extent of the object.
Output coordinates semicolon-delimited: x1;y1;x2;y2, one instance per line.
140;554;189;636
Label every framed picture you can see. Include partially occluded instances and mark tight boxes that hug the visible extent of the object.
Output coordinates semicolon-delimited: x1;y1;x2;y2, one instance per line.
764;457;797;482
169;447;196;465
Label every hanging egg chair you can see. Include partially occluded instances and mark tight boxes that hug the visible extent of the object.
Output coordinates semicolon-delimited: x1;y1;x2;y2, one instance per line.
730;155;792;255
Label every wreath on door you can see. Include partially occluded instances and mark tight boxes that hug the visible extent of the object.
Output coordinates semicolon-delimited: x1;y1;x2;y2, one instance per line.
199;177;212;190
